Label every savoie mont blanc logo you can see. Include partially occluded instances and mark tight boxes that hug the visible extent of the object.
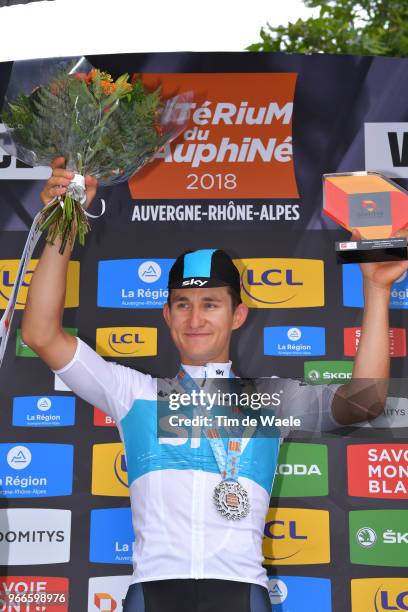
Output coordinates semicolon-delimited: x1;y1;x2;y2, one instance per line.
348;444;408;499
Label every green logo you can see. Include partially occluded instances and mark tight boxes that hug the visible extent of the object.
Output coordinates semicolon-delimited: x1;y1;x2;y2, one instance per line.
16;328;78;357
350;510;408;566
304;360;353;384
271;442;328;497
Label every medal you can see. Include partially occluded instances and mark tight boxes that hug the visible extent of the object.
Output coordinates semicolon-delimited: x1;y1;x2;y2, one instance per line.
213;480;250;520
175;367;253;521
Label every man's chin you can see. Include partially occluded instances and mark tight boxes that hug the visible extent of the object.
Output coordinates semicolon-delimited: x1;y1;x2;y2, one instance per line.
179;345;216;365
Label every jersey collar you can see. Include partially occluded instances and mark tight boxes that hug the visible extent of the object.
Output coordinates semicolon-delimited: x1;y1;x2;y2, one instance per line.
181;361;233;379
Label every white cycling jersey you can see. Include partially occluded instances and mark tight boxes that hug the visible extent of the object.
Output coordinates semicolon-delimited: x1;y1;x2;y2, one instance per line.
54;337;340;588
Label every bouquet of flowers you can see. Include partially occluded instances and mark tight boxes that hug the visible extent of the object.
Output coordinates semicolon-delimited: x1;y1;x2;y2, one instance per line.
0;56;191;252
0;56;192;367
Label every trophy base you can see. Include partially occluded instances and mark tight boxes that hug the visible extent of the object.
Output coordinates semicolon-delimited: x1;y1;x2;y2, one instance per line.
335;237;408;264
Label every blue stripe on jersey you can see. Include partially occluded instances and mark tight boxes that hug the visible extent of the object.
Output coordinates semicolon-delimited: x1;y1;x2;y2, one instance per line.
120;399;281;494
183;249;216;279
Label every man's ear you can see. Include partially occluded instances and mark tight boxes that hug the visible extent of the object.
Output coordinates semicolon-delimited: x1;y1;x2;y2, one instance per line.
163;302;171;328
232;303;249;330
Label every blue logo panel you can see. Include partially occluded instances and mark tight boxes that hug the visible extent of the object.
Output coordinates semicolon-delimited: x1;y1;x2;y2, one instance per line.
268;576;331;611
0;443;73;498
97;259;175;308
12;396;75;427
264;326;325;356
89;508;134;564
343;264;408;309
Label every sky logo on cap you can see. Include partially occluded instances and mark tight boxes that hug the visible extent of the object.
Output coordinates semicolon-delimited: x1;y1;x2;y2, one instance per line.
89;508;134;564
268;576;332;611
343;265;408;309
0;443;73;498
264;326;325;356
235;258;324;308
97;259;174;308
12;396;75;427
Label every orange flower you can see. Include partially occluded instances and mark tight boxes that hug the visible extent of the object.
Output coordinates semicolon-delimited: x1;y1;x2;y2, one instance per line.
89;69;99;82
75;72;92;84
101;80;117;95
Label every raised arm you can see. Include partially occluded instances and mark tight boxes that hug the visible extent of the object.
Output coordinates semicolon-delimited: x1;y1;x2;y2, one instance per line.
21;157;97;370
332;230;408;425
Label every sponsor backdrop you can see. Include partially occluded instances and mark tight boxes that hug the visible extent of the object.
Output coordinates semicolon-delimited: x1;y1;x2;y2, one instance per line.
0;52;408;611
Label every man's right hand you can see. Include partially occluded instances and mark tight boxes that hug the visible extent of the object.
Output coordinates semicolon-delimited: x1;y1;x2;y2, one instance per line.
40;157;98;209
22;156;98;371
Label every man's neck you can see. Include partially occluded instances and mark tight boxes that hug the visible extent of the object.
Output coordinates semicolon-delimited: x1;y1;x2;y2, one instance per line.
180;356;230;366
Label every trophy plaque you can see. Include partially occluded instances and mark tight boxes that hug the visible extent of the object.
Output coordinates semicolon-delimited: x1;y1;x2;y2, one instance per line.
323;171;408;264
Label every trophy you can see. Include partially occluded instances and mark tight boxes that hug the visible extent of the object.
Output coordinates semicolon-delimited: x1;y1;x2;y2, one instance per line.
323;171;408;264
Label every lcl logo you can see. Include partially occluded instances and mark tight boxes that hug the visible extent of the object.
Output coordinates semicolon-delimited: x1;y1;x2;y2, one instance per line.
234;258;324;308
96;327;157;357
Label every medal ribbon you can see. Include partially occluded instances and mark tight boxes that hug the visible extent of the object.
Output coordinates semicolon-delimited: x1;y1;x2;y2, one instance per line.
176;367;243;482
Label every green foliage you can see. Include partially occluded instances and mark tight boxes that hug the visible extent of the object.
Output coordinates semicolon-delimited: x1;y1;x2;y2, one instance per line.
0;68;165;180
247;0;408;56
0;66;169;251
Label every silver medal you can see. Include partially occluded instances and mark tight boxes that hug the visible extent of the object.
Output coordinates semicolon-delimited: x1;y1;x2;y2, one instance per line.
213;480;250;520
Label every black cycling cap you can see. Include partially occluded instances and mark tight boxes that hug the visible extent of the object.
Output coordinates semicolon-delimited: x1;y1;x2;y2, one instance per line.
168;249;241;297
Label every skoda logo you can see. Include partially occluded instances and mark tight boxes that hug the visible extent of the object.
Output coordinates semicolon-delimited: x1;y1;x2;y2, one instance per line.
356;527;377;548
7;445;32;470
307;370;320;381
138;261;161;284
287;327;301;341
